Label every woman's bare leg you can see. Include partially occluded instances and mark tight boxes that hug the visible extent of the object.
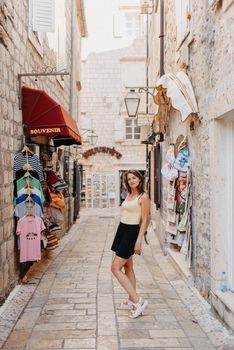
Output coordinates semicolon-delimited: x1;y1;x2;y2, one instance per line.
124;256;136;296
111;255;139;303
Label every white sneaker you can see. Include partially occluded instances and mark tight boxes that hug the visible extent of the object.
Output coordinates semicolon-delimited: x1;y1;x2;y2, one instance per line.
117;299;133;310
129;298;148;319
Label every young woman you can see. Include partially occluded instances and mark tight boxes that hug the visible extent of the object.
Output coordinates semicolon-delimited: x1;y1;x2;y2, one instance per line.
111;170;151;318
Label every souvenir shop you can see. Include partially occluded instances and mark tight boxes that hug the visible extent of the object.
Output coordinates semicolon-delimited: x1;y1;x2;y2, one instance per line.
151;71;199;269
14;86;82;280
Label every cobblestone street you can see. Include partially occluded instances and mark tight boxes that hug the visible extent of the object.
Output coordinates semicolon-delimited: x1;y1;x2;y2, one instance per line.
0;209;234;350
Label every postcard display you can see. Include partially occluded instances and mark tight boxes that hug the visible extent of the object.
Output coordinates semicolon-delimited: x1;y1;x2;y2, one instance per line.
162;139;192;266
86;174;116;208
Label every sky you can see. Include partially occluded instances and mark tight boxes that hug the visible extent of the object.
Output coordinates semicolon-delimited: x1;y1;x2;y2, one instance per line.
82;0;139;59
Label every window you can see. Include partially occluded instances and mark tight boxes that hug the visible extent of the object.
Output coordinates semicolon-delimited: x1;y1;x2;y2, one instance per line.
125;13;143;37
28;0;55;56
113;11;145;38
125;119;141;140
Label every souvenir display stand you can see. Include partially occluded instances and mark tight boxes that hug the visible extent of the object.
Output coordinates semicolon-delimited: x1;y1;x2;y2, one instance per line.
161;137;192;267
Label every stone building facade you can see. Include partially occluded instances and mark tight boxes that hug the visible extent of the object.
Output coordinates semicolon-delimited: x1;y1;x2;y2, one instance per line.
0;0;86;303
147;0;234;328
80;1;151;208
80;37;149;208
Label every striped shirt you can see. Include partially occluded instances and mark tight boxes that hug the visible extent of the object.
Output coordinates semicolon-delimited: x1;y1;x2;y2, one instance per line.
13;153;44;181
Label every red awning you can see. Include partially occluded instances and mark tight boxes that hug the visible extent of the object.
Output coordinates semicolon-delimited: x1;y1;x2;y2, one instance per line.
22;86;82;146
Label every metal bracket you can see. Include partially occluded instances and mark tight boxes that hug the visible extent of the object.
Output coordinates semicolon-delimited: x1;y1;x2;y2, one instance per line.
125;86;155;97
18;67;69;110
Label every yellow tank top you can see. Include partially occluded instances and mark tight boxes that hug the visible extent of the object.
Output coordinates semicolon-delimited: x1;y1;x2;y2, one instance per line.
120;195;142;225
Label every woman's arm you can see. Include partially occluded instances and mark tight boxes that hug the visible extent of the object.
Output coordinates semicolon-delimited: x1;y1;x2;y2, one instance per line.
134;194;151;255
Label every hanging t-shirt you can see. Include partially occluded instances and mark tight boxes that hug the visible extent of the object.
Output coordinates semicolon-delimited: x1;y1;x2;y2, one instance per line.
16;186;45;204
15;169;40;181
15;194;44;211
16;215;45;262
15;177;43;194
15;201;44;218
13;153;44;181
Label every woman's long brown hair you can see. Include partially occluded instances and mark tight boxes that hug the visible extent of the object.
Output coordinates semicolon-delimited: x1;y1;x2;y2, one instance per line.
124;170;145;194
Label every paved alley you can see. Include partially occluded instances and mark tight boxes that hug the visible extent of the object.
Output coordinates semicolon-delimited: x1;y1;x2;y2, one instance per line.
0;210;234;350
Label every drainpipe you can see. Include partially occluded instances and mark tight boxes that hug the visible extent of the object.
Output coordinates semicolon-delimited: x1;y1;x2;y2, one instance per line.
68;0;75;227
146;9;149;115
69;0;75;115
159;0;165;77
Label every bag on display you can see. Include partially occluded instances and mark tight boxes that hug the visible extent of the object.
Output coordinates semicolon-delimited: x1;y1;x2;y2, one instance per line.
174;148;190;172
161;145;178;181
161;163;178;181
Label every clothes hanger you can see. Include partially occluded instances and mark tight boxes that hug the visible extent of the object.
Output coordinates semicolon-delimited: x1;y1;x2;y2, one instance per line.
26;210;35;217
24;182;34;189
25;196;35;203
22;163;33;171
21;145;34;154
23;171;33;178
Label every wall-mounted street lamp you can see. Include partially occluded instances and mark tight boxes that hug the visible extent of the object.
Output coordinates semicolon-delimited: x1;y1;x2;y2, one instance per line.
124;89;141;118
81;129;98;146
124;86;155;119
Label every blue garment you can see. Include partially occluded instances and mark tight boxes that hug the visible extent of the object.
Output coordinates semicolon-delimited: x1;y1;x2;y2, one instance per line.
15;194;44;211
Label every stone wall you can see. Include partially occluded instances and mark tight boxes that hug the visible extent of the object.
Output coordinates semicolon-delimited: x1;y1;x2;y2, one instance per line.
148;0;234;298
0;0;74;303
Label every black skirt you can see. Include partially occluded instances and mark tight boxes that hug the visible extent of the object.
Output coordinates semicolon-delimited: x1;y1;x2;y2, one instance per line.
111;222;140;259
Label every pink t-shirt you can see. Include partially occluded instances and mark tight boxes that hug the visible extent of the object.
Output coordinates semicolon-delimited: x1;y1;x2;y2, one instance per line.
16;215;45;263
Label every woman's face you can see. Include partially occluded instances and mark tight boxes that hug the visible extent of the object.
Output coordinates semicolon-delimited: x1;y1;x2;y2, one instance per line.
127;173;140;190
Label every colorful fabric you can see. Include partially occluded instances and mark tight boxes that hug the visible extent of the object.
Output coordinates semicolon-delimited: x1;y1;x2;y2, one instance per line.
49;190;66;209
46;233;59;250
46;171;58;186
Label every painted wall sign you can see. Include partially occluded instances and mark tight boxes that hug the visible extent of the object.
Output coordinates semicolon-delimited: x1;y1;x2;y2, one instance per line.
82;147;122;159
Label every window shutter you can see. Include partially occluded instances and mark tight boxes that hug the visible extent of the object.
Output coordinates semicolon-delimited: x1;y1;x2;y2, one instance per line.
57;20;66;70
32;0;55;33
114;117;125;142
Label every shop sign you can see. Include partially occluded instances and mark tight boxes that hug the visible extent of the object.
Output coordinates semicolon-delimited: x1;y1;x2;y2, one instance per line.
82;147;122;159
30;128;61;135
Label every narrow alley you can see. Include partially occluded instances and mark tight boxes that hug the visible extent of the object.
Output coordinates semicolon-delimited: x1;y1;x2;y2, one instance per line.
0;210;234;350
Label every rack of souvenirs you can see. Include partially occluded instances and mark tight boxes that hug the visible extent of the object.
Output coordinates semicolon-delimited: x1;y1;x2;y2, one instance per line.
13;145;68;268
161;137;192;266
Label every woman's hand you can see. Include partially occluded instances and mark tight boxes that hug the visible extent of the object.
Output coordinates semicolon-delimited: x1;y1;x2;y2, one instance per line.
134;240;142;255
